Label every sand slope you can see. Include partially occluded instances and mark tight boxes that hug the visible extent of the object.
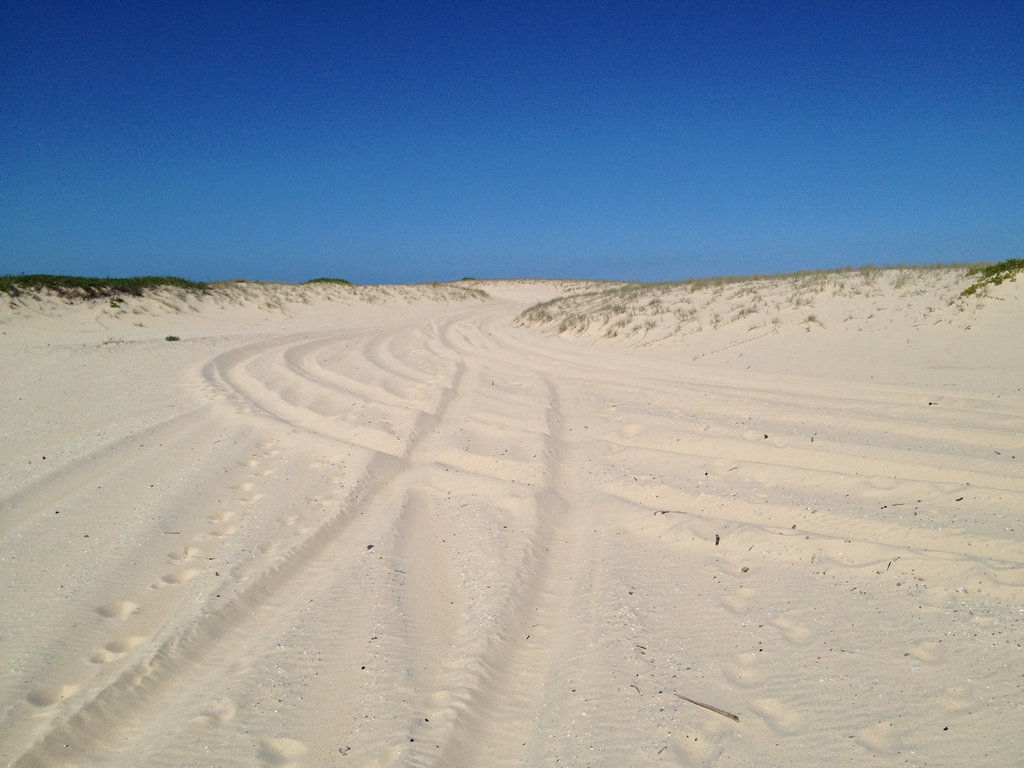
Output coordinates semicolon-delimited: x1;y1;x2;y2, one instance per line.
1;271;1022;767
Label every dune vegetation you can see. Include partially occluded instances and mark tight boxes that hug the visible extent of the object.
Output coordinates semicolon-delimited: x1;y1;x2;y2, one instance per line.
0;274;209;298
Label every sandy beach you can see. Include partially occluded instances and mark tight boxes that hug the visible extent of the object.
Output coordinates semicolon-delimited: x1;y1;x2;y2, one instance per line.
2;267;1022;767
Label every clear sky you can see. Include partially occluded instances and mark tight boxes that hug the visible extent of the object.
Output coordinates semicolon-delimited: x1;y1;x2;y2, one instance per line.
2;1;1022;284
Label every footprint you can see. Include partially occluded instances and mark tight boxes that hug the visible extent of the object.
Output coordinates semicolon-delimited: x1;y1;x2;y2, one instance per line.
164;568;199;584
95;600;138;620
906;640;940;663
168;545;201;561
104;635;146;654
669;718;732;767
154;569;200;588
240;493;265;505
721;588;756;614
207;510;234;523
769;616;814;645
233;482;255;492
856;721;901;754
259;738;308;765
207;523;238;537
937;686;974;713
749;697;805;734
26;684;79;707
617;424;645;439
721;653;765;688
194;697;237;725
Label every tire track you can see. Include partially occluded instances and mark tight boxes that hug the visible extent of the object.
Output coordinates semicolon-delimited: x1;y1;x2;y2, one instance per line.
394;373;597;766
9;294;1022;767
9;324;469;766
415;307;1024;764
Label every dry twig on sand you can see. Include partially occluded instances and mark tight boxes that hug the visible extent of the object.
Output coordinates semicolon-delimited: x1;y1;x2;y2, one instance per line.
674;693;740;722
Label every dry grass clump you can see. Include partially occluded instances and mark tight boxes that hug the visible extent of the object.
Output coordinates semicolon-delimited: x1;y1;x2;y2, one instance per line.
517;281;682;338
516;264;981;345
198;279;490;310
2;274;489;318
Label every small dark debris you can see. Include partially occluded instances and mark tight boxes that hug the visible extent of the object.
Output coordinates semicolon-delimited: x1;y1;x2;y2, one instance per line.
366;544;374;550
715;534;720;546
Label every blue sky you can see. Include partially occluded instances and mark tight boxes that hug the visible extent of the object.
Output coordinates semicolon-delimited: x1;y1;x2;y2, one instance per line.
2;1;1022;284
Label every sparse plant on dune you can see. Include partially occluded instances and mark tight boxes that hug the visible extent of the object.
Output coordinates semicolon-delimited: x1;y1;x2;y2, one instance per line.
960;259;1024;297
732;302;759;321
516;263;983;343
890;270;912;290
304;277;354;286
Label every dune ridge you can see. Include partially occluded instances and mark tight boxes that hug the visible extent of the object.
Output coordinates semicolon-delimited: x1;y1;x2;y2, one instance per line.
1;268;1022;766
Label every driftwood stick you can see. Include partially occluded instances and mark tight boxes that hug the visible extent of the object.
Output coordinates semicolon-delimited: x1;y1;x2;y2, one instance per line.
674;693;740;722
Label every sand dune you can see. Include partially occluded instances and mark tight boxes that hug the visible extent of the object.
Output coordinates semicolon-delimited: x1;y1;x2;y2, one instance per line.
1;269;1022;766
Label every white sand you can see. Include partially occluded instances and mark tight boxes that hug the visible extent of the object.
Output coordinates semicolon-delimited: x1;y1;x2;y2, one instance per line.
1;269;1022;767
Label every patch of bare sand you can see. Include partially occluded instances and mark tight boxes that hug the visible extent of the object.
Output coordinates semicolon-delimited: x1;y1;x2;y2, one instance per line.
1;271;1021;767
